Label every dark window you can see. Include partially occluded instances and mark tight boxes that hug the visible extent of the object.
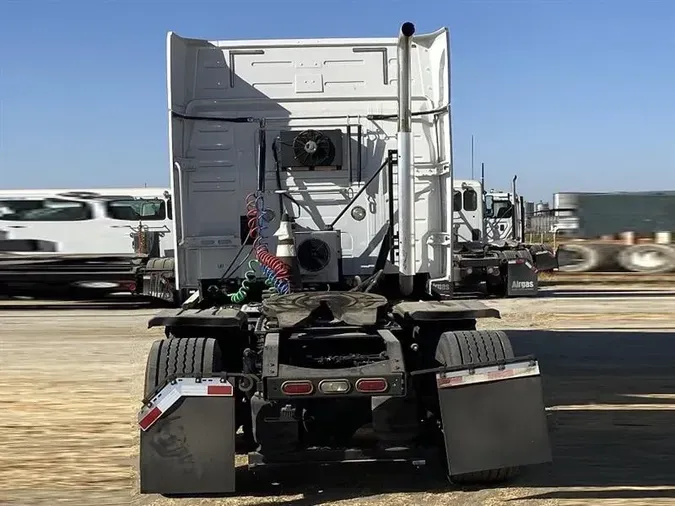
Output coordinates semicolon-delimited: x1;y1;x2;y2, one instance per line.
493;201;513;218
453;190;462;211
3;199;92;221
0;199;44;219
463;189;478;211
106;198;166;221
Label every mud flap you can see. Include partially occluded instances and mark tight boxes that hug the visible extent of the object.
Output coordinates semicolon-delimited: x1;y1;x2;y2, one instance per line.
436;359;551;476
139;377;236;495
533;249;558;272
506;259;538;296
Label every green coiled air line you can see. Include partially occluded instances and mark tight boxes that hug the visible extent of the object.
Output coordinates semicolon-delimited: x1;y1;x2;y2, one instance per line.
229;259;259;303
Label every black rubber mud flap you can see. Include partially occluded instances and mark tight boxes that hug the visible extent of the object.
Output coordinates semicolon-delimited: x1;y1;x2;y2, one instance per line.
506;259;538;296
140;395;236;495
436;358;551;478
529;245;558;272
140;337;236;496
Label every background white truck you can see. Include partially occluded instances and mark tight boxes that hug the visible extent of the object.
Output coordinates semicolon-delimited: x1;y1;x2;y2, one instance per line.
0;188;174;298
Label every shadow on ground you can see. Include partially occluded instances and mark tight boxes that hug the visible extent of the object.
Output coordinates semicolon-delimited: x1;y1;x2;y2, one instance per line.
505;330;675;503
538;288;675;298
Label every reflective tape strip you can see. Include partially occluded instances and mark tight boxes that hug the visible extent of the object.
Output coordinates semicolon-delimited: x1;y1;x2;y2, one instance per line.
138;377;234;431
507;258;536;271
436;360;540;389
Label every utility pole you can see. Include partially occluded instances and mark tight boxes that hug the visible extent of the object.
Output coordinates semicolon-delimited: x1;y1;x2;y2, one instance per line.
471;135;475;179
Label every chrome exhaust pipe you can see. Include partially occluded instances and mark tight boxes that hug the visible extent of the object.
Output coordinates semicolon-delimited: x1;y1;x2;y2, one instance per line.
397;21;415;296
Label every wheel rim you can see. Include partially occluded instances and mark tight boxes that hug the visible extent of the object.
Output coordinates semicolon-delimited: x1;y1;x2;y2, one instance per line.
557;248;588;271
628;248;671;270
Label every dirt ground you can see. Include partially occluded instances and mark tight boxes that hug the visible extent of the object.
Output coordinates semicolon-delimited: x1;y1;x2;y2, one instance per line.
2;285;675;506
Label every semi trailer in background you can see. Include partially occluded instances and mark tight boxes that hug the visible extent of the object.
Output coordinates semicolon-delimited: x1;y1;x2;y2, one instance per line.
528;190;675;273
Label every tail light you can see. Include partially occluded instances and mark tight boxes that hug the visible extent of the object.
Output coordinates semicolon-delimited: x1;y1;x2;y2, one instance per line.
281;380;314;396
319;379;351;394
355;378;388;393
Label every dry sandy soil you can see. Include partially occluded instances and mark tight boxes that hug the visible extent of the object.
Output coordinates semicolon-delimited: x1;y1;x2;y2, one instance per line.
2;285;675;506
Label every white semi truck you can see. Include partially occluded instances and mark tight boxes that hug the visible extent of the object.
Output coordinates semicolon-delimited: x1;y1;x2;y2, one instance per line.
0;188;174;298
450;175;557;297
136;22;552;496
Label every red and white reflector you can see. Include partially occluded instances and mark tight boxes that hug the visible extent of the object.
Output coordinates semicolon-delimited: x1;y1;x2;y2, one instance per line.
436;360;540;389
355;378;388;393
508;258;537;272
280;380;314;396
138;377;234;431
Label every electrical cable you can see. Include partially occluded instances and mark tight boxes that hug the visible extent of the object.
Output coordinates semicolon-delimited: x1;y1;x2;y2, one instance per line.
246;192;290;295
219;228;253;281
222;247;255;281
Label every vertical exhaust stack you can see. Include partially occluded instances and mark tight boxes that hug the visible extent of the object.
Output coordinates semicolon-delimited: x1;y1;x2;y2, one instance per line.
397;21;416;296
511;175;518;241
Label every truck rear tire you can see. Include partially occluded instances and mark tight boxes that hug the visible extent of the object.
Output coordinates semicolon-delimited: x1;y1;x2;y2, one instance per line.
144;337;222;398
556;243;601;272
434;330;520;484
617;243;675;273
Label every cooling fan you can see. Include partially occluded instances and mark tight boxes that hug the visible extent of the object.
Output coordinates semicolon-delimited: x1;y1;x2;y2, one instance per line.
297;237;332;273
294;230;342;283
292;130;335;167
276;129;343;169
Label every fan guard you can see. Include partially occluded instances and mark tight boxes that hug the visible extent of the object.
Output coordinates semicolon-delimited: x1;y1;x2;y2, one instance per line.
297;238;332;273
292;129;335;167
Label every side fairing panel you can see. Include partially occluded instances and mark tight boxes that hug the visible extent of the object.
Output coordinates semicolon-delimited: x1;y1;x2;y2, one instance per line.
167;29;451;289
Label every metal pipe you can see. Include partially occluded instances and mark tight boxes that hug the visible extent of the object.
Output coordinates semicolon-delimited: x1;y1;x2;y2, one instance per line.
511;175;518;241
481;162;486;240
327;159;389;230
257;120;266;192
397;21;416;296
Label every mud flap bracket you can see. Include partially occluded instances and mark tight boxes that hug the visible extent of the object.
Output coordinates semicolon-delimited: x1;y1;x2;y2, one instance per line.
436;359;551;476
139;377;236;495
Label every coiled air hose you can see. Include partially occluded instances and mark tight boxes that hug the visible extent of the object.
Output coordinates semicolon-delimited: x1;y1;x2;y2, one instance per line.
228;259;258;303
246;192;290;295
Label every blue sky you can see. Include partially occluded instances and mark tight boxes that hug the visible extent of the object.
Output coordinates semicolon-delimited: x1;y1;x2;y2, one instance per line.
0;0;673;202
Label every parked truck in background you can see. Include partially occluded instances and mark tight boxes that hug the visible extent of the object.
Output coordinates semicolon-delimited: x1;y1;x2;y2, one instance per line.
0;188;173;298
450;176;557;297
136;22;552;496
530;191;675;273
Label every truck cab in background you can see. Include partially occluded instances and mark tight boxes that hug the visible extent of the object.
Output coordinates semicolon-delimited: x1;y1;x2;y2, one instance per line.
449;178;557;297
452;179;483;243
485;190;520;242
